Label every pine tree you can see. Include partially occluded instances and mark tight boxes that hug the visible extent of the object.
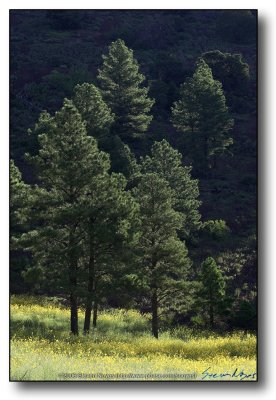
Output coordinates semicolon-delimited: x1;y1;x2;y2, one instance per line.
141;140;201;239
97;39;154;140
199;257;226;328
201;51;250;97
21;99;110;335
100;134;140;180
171;59;234;169
73;82;114;139
133;173;191;338
20;98;140;335
71;83;139;329
82;172;139;334
10;160;33;292
10;160;30;232
72;81;139;179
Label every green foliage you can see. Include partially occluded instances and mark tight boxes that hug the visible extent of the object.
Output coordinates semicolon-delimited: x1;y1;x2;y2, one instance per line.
133;172;191;337
10;160;33;293
141;139;201;239
201;50;250;112
80;170;140;319
199;257;226;328
202;51;250;94
10;11;257;336
202;219;230;240
73;83;114;139
217;245;257;300
22;98;142;334
97;39;154;139
171;78;200;133
200;257;225;298
96;133;140;180
133;173;190;283
24;67;93;112
10;160;30;231
171;59;234;169
21;99;113;334
27;99;110;194
148;80;171;119
10;10;256;248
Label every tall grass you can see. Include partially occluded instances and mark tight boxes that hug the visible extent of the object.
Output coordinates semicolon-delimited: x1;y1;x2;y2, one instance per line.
10;295;257;381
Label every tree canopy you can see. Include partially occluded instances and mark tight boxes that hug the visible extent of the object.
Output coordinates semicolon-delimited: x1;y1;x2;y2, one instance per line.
133;173;191;338
97;39;154;139
171;58;234;169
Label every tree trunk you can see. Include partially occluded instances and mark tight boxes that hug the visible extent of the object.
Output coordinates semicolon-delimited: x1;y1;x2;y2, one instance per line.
83;301;92;334
70;290;78;335
70;257;79;335
151;287;158;339
83;272;93;334
210;302;214;329
69;230;78;335
83;225;95;334
69;256;78;335
92;300;98;328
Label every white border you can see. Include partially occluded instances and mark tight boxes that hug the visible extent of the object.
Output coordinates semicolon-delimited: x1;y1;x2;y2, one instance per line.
1;0;275;398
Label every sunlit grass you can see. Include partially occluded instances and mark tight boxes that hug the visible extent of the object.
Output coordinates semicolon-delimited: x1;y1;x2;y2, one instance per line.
10;295;257;381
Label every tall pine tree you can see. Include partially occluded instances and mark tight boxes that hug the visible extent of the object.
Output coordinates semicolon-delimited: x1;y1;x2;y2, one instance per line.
171;59;234;169
10;160;30;233
10;160;33;293
21;99;110;335
133;173;191;338
82;172;139;334
97;39;154;140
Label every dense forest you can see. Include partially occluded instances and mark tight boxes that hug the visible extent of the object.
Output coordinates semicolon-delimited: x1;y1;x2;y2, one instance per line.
10;10;257;338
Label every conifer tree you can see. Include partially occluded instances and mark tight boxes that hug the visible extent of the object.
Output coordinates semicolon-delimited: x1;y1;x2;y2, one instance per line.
82;172;139;334
10;160;33;292
133;173;191;338
199;256;226;328
141;140;201;239
100;134;140;180
201;51;250;97
73;81;139;179
97;39;154;139
21;99;110;335
20;98;139;335
10;160;30;232
171;59;234;169
73;82;114;139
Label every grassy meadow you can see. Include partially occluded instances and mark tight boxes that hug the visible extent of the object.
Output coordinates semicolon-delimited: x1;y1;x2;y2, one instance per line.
10;296;257;381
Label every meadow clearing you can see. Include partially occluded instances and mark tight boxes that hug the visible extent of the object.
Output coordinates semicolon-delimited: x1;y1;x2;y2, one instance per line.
10;296;257;381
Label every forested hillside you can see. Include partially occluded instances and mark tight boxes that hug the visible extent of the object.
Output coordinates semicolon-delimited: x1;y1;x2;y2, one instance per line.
10;10;257;333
